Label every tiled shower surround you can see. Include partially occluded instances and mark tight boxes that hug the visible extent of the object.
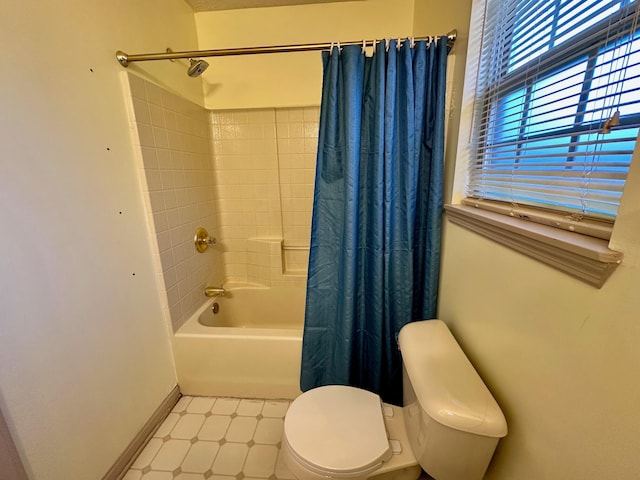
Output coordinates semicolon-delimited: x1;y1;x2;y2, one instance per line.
126;74;317;330
127;74;223;332
211;107;317;280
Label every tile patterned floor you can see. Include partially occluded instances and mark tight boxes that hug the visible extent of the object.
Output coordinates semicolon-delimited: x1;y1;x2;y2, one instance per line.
123;396;295;480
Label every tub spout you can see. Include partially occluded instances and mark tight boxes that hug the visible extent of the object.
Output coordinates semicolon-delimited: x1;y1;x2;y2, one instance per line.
205;286;226;297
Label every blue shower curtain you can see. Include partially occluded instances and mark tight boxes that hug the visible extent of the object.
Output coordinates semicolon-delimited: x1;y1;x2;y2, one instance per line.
300;38;448;406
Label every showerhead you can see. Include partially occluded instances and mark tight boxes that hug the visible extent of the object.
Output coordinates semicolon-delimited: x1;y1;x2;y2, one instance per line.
187;58;209;77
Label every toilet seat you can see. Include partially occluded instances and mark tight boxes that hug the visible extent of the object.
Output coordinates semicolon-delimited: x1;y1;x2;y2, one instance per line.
283;385;392;478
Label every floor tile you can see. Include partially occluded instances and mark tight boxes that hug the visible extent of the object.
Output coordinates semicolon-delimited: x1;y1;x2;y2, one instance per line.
171;414;206;439
253;418;283;445
132;438;163;469
141;472;173;480
126;396;297;480
122;470;142;480
187;396;216;414
154;413;180;438
198;415;231;441
262;400;289;418
225;416;258;443
172;396;193;413
237;399;264;416
211;397;240;415
211;442;249;475
175;473;207;480
243;445;278;478
274;449;296;480
150;439;191;471
181;441;219;473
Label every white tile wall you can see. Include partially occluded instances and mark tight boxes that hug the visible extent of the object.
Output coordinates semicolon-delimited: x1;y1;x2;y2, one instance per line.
283;248;310;274
126;73;223;332
210;107;318;285
128;76;316;315
210;109;282;284
276;107;319;247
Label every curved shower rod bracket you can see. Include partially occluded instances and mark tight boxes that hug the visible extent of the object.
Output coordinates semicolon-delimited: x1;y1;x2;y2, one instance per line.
115;30;457;67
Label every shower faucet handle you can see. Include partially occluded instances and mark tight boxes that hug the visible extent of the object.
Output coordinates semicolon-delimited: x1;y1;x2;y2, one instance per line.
194;227;216;253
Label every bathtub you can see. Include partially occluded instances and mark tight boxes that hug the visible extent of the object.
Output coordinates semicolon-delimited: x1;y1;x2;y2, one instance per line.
173;285;305;399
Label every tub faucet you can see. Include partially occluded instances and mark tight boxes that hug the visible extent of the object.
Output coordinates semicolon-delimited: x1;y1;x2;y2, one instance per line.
204;286;226;297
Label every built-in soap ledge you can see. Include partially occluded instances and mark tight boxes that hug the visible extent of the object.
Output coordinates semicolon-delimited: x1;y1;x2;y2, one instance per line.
246;238;308;285
282;243;310;250
283;243;310;275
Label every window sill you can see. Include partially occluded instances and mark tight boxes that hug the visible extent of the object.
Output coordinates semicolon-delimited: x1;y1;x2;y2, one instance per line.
444;204;623;288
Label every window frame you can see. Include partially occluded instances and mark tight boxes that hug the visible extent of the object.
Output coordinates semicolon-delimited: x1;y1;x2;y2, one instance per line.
468;0;639;223
446;0;636;287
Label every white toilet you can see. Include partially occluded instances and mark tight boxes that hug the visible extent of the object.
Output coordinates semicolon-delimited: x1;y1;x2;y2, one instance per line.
281;320;508;480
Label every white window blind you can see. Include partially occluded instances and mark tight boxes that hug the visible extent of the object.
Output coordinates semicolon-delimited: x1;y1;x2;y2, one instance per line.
469;0;640;222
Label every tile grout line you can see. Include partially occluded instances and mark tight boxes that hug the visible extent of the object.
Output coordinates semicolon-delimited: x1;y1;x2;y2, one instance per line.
125;396;293;480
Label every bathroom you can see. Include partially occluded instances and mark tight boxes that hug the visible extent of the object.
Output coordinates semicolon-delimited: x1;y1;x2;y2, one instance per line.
1;0;640;479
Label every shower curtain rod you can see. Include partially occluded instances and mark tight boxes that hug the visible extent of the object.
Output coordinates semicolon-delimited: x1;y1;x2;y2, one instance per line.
116;30;456;67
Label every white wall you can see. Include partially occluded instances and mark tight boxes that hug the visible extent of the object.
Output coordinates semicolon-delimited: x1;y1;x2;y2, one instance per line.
195;0;415;109
413;0;471;203
439;201;640;479
424;0;640;477
0;1;201;478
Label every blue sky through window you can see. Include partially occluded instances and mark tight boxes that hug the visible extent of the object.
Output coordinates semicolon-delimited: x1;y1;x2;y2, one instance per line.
508;0;636;72
473;0;640;217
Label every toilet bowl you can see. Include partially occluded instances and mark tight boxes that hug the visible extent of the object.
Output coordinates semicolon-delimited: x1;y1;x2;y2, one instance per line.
281;385;422;480
282;320;508;480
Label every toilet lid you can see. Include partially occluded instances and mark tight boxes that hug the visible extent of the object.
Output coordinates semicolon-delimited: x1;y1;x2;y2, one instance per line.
284;385;391;477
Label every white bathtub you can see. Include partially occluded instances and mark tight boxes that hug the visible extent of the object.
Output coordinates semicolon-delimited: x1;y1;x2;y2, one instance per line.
173;285;305;399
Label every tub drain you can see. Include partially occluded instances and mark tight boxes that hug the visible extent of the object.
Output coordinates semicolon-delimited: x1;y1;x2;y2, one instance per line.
212;302;219;314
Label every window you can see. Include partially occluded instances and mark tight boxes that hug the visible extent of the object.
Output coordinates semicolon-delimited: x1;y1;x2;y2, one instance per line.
445;0;640;287
468;0;640;230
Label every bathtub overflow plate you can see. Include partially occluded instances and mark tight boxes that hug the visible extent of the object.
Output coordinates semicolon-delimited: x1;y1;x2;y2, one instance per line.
212;302;219;314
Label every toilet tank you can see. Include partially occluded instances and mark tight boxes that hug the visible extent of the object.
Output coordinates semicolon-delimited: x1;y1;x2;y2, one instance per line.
398;320;507;480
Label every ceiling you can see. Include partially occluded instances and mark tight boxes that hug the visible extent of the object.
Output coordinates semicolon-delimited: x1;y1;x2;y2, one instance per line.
185;0;362;12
